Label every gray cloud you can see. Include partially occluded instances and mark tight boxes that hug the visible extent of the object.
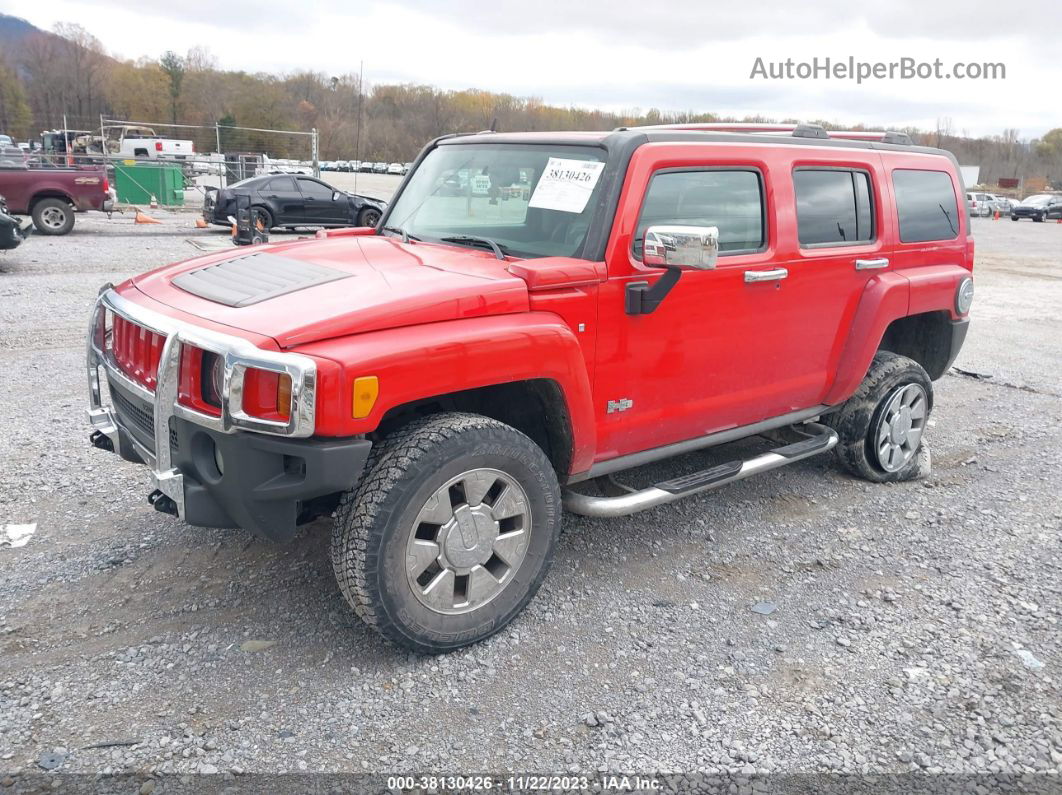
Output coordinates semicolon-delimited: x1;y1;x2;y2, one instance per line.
392;0;1056;49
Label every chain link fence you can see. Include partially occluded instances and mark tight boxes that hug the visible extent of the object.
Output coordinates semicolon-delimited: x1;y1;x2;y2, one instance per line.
18;115;319;207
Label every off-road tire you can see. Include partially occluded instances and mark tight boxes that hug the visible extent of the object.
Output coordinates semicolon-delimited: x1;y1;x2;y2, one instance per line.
830;351;934;483
330;412;562;654
31;198;75;236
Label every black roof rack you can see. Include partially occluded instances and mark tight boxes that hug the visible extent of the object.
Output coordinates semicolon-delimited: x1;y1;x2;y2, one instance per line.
792;124;829;139
619;122;914;146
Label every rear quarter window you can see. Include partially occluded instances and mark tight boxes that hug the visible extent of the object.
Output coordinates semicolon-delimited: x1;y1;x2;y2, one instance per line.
892;169;960;243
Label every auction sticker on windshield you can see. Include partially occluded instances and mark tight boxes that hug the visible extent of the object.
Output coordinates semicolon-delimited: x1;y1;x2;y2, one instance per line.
528;157;605;213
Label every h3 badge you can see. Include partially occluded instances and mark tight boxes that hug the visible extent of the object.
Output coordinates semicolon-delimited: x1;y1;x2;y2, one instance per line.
606;398;634;414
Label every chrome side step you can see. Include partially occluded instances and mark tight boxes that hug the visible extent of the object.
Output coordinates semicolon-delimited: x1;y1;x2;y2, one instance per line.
562;422;838;518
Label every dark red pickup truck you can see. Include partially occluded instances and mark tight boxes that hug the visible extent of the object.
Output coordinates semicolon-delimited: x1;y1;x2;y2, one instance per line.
0;166;113;235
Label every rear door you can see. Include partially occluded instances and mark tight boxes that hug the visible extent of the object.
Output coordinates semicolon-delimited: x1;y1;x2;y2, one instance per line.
780;153;892;399
258;176;302;224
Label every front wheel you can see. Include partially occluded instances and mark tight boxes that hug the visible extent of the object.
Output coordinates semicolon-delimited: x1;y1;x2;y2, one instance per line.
331;413;561;654
830;351;933;483
356;207;381;228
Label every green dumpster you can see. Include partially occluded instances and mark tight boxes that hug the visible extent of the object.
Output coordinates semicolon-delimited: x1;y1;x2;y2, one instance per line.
113;162;185;206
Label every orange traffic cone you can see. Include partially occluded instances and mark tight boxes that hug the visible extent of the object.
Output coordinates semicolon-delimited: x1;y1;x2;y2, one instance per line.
134;209;161;225
194;218;208;229
993;210;1000;220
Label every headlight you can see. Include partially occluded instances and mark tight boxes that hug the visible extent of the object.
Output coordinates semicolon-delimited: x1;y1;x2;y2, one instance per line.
956;277;974;315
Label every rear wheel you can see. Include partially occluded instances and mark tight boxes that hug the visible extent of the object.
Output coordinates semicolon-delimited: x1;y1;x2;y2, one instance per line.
31;198;74;235
251;206;273;231
331;412;561;654
830;351;933;483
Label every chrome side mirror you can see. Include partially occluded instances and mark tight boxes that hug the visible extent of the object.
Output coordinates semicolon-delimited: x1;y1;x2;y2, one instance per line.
643;225;719;270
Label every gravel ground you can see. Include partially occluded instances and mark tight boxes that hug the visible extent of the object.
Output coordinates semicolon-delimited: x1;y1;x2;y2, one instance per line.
0;212;1059;782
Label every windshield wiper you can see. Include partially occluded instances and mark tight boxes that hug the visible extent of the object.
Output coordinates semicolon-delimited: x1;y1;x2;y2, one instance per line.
440;235;507;260
380;225;419;243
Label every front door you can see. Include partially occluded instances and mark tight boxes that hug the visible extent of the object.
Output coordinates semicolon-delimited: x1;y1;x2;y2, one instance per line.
298;177;348;225
590;148;863;465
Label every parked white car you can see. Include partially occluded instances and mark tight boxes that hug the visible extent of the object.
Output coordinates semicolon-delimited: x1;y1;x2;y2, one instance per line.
387;162;404;175
966;192;993;218
985;193;1013;213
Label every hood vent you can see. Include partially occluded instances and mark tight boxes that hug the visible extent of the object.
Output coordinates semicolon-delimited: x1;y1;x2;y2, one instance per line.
172;252;350;307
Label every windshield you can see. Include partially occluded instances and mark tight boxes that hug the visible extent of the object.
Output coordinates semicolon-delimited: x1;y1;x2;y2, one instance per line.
384;143;608;259
1022;194;1051;206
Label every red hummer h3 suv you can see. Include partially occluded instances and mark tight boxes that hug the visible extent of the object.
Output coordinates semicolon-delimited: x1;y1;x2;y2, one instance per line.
87;123;974;653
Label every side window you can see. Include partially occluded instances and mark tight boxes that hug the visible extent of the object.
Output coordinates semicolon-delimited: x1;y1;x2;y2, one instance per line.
892;169;960;243
265;177;297;192
634;169;765;257
298;178;334;200
793;169;874;246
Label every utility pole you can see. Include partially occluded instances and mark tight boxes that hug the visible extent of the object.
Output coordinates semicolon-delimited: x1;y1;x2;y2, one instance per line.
354;60;364;195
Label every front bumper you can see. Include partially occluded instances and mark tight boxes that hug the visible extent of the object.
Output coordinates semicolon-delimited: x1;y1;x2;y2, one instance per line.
87;288;370;540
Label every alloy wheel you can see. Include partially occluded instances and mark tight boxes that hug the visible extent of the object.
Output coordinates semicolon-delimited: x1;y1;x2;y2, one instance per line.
873;383;928;472
404;468;531;615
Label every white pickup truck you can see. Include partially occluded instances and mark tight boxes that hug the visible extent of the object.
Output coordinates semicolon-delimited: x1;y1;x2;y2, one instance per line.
112;126;195;162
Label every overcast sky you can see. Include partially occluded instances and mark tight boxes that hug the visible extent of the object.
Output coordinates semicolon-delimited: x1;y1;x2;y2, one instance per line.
5;0;1059;138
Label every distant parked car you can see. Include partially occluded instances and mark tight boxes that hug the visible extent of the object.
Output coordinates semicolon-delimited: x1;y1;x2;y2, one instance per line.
0;135;13;147
0;144;27;168
984;193;1013;214
358;161;374;172
371;162;387;173
386;162;404;175
966;192;992;218
402;162;413;174
202;173;386;230
1010;194;1062;222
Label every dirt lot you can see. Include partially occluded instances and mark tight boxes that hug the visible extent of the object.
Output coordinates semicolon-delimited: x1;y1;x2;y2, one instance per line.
0;211;1059;781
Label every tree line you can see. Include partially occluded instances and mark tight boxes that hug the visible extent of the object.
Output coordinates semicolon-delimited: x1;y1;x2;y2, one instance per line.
1;21;1061;188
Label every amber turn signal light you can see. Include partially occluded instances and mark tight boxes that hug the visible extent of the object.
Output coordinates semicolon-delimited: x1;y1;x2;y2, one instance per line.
352;376;379;419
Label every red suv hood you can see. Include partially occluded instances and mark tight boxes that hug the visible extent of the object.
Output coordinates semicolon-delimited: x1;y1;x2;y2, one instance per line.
132;235;530;348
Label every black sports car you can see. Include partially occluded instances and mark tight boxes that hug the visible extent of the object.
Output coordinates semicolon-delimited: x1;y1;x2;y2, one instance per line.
1010;193;1062;222
0;194;32;251
203;173;386;230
